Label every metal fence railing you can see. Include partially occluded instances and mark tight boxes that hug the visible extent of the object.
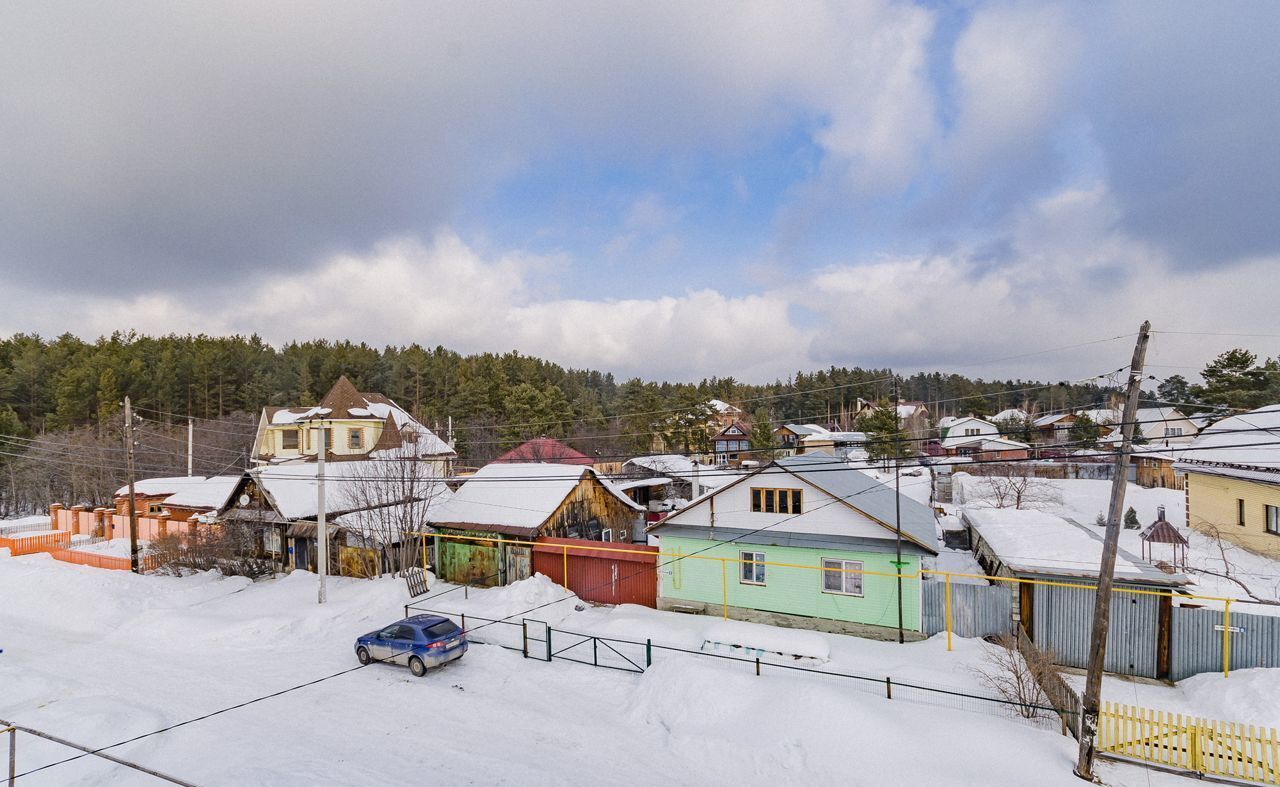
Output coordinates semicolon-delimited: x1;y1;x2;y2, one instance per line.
404;603;1071;735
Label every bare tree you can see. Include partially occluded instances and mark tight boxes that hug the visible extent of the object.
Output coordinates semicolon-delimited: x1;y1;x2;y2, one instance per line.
972;634;1058;720
339;442;447;578
1188;521;1280;606
975;470;1062;510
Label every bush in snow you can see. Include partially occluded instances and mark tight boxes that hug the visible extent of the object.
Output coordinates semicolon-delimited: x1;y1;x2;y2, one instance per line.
972;634;1056;721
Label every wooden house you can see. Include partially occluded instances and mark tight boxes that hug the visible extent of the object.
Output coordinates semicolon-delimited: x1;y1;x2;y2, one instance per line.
712;421;751;466
427;463;644;587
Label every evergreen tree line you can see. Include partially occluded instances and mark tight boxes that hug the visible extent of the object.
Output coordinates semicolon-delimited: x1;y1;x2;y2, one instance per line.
2;332;1269;513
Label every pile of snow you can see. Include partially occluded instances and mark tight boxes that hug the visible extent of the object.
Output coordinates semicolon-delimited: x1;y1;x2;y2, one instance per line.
0;515;51;531
701;619;831;662
444;573;577;625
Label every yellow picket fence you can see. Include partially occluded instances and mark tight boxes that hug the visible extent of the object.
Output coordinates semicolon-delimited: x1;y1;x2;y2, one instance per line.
1100;702;1280;784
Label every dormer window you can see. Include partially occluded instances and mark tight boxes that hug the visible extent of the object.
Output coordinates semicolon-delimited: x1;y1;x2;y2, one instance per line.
281;429;299;450
349;429;363;450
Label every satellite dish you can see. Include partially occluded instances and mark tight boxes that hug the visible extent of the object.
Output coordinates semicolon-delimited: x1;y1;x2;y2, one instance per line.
239;494;251;506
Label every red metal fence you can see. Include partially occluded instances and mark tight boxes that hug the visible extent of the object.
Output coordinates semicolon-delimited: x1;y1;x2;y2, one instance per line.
532;537;658;608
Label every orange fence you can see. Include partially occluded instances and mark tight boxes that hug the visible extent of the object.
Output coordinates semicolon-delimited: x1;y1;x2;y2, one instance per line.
47;548;160;572
0;531;71;556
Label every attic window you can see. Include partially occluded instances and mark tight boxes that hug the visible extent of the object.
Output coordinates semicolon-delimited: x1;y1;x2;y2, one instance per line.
750;487;803;515
349;429;363;450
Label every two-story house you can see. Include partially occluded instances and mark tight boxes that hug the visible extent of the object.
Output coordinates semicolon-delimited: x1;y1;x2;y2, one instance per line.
251;376;455;472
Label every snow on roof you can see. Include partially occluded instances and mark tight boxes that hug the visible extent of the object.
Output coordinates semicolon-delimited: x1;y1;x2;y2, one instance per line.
937;416;960;429
1033;412;1073;427
801;431;865;444
162;475;242;511
624;454;727;488
614;477;672;491
270;406;331;425
992;409;1028;422
897;404;921;418
1174;404;1280;483
252;460;445;521
942;436;1029;452
430;463;639;531
708;399;741;414
780;423;828;436
1077;407;1121;425
963;507;1189;585
115;476;210;498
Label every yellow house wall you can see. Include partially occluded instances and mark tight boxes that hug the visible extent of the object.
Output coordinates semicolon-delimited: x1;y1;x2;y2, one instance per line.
1185;471;1280;559
258;419;386;459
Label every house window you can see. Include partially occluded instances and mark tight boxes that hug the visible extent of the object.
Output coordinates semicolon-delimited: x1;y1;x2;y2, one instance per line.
821;558;864;596
740;551;766;585
964;428;980;436
1267;505;1280;536
146;502;164;516
601;528;613;542
348;429;363;450
281;429;299;450
750;487;803;514
1164;427;1183;437
1238;498;1247;527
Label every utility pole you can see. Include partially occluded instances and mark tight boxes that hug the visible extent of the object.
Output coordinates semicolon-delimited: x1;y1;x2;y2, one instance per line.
892;379;905;644
187;418;193;477
123;397;140;574
1075;320;1151;781
315;424;328;604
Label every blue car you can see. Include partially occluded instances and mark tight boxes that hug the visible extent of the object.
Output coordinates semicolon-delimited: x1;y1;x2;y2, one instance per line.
355;615;468;676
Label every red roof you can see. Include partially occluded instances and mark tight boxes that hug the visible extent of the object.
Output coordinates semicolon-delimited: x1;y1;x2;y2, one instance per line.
493;437;593;466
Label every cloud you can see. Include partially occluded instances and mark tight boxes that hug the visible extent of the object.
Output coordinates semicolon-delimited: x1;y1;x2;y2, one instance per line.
0;0;942;296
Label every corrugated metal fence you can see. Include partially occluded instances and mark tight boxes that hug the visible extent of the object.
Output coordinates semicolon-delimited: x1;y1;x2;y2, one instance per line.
923;581;1013;639
1034;584;1160;677
1172;606;1280;681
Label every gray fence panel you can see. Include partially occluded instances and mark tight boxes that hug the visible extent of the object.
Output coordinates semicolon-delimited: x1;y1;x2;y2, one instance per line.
1171;606;1280;682
923;581;1013;639
1033;584;1158;678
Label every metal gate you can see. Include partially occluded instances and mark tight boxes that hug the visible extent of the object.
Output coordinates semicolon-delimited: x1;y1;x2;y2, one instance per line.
1033;584;1159;677
923;581;1013;638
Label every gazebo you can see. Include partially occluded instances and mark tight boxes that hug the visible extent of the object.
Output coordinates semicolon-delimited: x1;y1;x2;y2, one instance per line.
1139;505;1189;569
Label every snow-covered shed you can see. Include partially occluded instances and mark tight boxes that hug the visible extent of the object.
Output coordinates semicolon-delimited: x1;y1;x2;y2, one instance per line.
427;463;644;586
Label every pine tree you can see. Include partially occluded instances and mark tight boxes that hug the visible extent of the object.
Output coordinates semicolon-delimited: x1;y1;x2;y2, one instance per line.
1123;506;1140;529
749;408;777;459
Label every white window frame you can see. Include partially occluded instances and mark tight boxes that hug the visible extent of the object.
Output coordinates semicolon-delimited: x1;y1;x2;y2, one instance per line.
601;528;613;543
821;558;864;597
1164;427;1183;437
348;429;363;450
740;551;766;585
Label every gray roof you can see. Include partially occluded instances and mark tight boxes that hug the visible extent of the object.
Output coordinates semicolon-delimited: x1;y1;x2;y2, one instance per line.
774;455;938;553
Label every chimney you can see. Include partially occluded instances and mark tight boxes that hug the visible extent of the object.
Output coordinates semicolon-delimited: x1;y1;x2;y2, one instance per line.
1156;504;1166;522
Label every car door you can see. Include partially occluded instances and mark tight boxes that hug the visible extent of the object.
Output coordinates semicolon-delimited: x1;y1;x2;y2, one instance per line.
369;626;399;661
387;625;416;665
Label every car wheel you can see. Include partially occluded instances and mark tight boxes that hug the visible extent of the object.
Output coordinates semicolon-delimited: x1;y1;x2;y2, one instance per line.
356;647;372;666
409;656;427;677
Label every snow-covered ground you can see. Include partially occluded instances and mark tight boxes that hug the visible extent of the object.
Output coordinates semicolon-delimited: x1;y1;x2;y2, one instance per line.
67;537;151;557
0;551;1169;786
1064;668;1280;731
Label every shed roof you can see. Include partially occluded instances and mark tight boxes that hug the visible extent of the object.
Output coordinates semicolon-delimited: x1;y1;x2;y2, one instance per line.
162;475;242;512
963;507;1190;586
428;462;640;533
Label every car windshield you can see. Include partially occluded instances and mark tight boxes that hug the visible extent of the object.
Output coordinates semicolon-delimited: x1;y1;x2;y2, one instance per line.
424;621;460;639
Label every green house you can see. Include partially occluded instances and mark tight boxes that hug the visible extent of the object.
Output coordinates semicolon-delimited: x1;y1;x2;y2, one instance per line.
649;455;938;640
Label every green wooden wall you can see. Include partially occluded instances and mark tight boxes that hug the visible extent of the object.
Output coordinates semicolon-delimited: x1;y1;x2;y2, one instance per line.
660;535;922;631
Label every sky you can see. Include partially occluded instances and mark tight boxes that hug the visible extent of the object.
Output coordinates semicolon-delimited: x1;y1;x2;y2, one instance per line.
1;1;1277;384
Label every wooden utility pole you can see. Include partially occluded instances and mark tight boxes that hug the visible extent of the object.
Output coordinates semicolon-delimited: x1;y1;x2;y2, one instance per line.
315;424;328;605
892;378;905;644
1075;321;1151;780
123;396;140;574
